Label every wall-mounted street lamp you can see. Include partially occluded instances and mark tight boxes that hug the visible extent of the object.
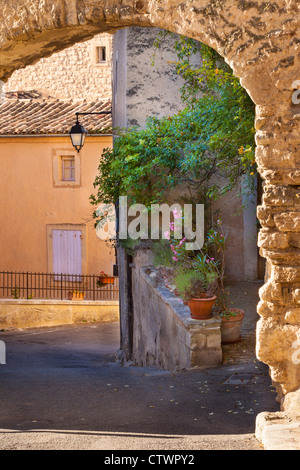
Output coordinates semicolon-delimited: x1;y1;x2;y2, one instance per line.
69;111;111;153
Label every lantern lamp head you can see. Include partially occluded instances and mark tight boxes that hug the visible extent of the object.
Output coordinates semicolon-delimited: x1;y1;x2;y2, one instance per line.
69;119;87;153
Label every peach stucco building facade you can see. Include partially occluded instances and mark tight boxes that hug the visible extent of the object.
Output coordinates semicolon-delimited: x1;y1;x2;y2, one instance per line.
0;34;118;326
0;32;115;282
0;95;118;327
0;133;113;277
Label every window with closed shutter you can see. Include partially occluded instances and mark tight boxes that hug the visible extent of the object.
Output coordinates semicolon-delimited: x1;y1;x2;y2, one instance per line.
52;230;82;281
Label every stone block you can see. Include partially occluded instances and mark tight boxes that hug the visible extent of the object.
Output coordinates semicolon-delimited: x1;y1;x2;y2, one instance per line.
292;288;300;303
260;248;300;265
260;169;300;185
272;265;300;283
257;205;276;228
256;146;296;169
257;299;284;318
258;228;289;249
257;318;300;395
206;329;222;349
288;233;300;249
285;308;300;325
190;332;206;350
259;281;284;302
262;185;300;207
191;347;222;368
274;212;300;232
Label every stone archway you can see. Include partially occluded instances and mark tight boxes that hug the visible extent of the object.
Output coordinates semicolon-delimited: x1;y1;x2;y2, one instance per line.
0;0;299;415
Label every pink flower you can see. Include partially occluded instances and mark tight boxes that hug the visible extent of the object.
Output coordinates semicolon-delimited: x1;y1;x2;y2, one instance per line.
164;231;170;240
172;256;178;262
173;208;182;219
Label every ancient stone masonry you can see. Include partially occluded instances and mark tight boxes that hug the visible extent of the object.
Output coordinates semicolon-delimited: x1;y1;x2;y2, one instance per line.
0;0;299;414
4;33;112;101
256;96;300;411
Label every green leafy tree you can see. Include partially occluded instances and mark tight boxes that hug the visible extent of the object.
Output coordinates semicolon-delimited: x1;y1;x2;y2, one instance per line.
91;34;256;220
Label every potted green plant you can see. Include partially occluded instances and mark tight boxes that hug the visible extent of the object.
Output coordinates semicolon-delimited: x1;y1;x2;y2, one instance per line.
205;221;244;343
173;267;218;320
215;286;244;344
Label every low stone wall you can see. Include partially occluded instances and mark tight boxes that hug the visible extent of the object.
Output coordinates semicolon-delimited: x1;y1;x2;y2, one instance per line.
131;249;222;372
0;300;119;329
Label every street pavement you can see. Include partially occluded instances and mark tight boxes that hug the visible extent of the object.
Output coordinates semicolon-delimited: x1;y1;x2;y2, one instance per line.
0;309;280;451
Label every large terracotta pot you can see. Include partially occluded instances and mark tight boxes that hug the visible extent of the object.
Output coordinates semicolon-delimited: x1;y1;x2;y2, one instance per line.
188;294;217;320
220;308;244;344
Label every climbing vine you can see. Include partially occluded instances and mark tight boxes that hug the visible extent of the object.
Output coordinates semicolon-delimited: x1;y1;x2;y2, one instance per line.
90;34;256;217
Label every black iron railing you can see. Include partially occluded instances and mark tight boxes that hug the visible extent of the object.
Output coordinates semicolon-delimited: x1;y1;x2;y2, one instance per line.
0;271;119;301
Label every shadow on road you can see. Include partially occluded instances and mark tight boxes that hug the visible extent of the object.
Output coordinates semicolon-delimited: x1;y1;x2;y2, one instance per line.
0;282;280;449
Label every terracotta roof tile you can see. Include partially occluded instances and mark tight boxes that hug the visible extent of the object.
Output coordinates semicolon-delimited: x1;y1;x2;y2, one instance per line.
0;93;112;135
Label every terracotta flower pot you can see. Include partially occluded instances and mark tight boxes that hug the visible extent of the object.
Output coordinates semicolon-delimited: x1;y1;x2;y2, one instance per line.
98;276;114;285
188;294;217;320
220;308;244;344
97;276;115;288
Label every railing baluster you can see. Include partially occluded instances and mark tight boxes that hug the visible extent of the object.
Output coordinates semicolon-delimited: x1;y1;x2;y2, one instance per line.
61;273;63;300
0;271;119;301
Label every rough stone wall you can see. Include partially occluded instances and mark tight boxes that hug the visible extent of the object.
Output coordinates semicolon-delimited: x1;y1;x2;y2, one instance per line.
5;33;112;101
0;0;299;414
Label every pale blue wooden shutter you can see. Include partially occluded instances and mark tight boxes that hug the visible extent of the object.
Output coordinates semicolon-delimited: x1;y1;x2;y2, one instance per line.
52;230;82;280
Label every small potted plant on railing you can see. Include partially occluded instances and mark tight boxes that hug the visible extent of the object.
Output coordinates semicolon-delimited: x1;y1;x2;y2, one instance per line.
97;271;115;288
68;290;85;300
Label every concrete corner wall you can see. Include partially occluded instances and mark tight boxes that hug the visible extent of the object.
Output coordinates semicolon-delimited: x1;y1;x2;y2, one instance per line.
131;249;222;372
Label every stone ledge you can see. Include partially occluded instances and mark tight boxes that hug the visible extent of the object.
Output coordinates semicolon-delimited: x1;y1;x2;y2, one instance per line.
0;299;119;329
256;411;300;450
0;299;119;306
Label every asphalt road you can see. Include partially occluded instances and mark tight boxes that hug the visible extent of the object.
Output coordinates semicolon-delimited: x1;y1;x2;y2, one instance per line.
0;319;279;451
